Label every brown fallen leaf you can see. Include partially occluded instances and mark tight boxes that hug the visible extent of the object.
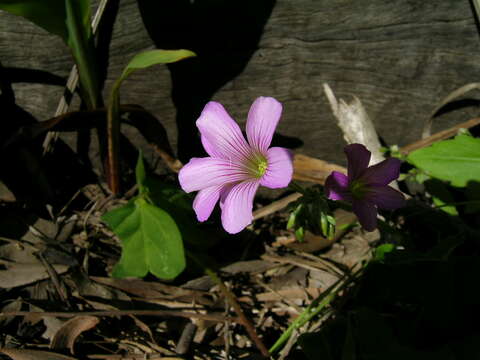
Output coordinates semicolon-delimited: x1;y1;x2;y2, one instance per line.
0;263;69;288
90;276;214;306
50;315;99;354
0;348;77;360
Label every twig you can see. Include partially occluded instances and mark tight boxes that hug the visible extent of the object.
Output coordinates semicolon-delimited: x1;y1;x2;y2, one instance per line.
0;310;232;323
35;253;69;303
401;116;480;154
204;269;270;358
253;192;301;220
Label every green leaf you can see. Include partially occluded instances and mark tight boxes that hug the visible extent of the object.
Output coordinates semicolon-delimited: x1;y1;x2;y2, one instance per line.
373;243;395;262
424;180;458;216
135;151;147;195
0;0;100;108
118;49;196;84
295;226;305;242
0;0;69;40
407;134;480;187
102;198;185;280
0;0;91;46
106;49;196;193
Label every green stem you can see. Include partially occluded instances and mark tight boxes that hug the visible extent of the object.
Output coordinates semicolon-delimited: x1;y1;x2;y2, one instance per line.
432;200;480;209
269;267;362;355
65;0;101;109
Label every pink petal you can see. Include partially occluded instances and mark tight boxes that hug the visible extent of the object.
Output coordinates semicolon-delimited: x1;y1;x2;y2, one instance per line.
260;147;293;189
360;158;401;186
365;186;406;210
193;185;224;221
352;200;378;231
179;157;248;193
246;97;283;153
345;144;371;181
220;180;260;234
197;102;251;161
325;171;352;201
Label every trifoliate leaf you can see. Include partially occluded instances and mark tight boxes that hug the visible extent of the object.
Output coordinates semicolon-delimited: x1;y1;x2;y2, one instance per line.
102;198;185;280
407;134;480;187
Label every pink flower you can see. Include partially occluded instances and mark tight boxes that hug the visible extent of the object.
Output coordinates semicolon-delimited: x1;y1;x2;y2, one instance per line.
325;144;405;231
179;97;293;234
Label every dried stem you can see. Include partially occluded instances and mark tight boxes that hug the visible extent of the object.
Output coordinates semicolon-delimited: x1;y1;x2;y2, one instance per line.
204;268;270;358
0;310;231;323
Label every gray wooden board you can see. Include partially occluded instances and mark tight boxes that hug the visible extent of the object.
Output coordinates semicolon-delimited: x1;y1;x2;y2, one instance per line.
1;0;479;171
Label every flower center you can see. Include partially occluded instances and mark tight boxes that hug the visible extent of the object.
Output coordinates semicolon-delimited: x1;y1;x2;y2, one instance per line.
245;153;268;178
349;180;367;199
257;159;268;176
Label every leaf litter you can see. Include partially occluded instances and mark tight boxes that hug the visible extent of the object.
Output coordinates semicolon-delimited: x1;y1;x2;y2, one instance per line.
0;173;379;359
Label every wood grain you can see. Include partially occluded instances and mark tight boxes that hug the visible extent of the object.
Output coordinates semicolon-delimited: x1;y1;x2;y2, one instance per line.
1;0;478;170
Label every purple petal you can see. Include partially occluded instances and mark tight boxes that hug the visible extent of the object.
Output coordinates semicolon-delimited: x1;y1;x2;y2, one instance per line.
220;180;260;234
352;200;378;231
197;102;251;161
325;171;352;201
345;144;371;181
193;185;224;221
260;147;293;189
360;158;401;186
246;97;282;153
365;186;406;210
179;157;248;193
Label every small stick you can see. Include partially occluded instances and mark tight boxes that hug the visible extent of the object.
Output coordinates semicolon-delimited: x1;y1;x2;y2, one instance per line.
0;310;232;323
36;253;69;303
253;192;301;220
205;269;270;358
401;116;480;155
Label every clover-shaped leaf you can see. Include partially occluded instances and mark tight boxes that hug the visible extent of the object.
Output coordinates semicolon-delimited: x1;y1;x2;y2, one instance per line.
103;197;185;280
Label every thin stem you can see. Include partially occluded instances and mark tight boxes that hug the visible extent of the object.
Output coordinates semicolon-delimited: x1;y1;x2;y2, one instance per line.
188;254;270;358
269;267;362;355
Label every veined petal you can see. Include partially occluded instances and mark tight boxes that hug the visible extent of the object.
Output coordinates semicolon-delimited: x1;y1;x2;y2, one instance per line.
220;180;260;234
352;199;378;231
197;101;251;161
193;185;224;221
345;144;371;181
246;97;282;153
179;157;248;193
325;171;352;201
365;185;406;210
260;147;293;189
360;158;401;186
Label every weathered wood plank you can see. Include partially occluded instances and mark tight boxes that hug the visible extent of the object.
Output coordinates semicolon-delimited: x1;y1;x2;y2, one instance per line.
1;0;478;170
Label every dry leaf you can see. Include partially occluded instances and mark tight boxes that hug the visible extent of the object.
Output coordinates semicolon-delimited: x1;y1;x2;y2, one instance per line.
0;348;77;360
90;276;213;305
0;263;69;288
323;83;384;165
0;298;22;327
50;315;99;354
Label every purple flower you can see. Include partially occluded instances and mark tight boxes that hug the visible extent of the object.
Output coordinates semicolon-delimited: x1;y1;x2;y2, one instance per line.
325;144;405;231
179;97;293;234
